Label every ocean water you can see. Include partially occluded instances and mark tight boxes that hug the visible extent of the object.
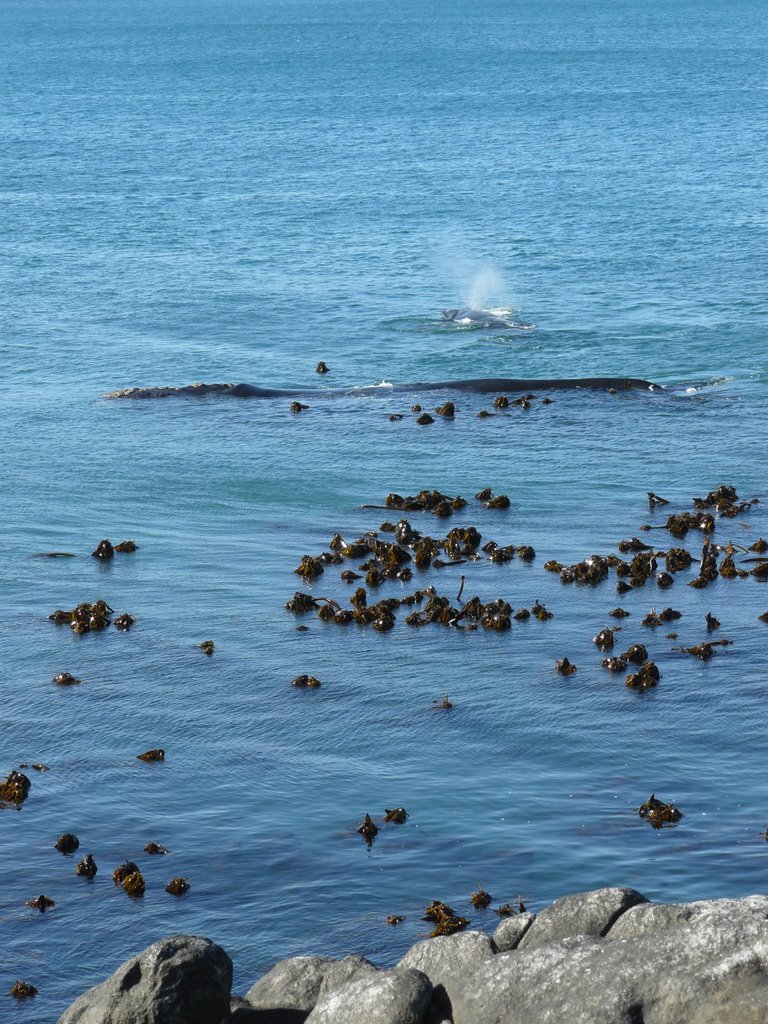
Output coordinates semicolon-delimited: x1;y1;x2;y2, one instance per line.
2;0;768;1017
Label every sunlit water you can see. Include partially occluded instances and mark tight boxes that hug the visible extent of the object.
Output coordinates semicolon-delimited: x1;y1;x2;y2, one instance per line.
2;0;768;1018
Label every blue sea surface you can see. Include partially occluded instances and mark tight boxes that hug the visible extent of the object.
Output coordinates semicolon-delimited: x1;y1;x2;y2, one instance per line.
2;0;768;1018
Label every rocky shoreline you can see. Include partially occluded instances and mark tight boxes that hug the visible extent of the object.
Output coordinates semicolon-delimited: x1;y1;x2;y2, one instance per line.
56;886;768;1023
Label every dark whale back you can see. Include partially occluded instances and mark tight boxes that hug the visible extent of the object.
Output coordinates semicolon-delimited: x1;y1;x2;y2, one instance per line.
105;377;660;400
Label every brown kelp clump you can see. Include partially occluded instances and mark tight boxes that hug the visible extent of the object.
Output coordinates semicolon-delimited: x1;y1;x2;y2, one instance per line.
470;887;493;909
423;900;470;937
165;877;190;895
357;814;379;845
638;794;683;828
92;539;138;559
48;599;135;635
55;833;79;854
10;981;38;999
0;769;31;805
25;895;54;912
75;854;97;877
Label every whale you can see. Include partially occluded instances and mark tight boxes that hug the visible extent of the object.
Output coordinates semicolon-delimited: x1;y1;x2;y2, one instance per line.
104;377;660;400
442;308;532;330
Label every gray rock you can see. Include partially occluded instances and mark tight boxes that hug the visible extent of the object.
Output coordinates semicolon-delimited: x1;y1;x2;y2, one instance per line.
492;912;536;952
397;930;493;1019
317;956;377;999
517;886;648;949
58;934;232;1024
245;957;333;1016
607;894;768;939
305;968;432;1024
450;900;768;1024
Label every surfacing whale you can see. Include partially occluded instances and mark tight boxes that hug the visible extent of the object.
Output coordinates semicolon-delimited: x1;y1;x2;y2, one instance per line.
443;308;532;330
104;377;660;400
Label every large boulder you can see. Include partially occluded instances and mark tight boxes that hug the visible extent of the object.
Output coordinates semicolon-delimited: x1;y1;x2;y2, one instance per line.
449;897;768;1023
58;935;232;1024
607;894;768;939
305;968;432;1024
316;956;378;999
397;930;494;1019
492;912;536;953
245;956;333;1018
517;886;648;949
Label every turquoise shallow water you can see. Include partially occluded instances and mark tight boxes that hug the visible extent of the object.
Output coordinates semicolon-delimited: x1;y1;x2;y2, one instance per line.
2;0;768;1018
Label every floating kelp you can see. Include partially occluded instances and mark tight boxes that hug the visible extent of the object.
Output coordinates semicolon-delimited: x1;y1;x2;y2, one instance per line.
113;862;140;886
428;909;470;937
609;608;631;618
416;413;434;425
638;794;683;828
531;600;553;621
0;770;31;804
136;748;165;762
55;833;79;854
165;877;190;895
485;494;511;509
285;592;319;613
494;904;517;917
290;401;309;413
692;484;757;517
357;814;379;844
384;807;408;824
49;599;115;634
601;657;627;673
294;555;324;578
593;627;617;651
661;511;715;539
122;871;145;897
470;887;493;909
386;915;405;925
19;763;48;772
620;643;648;665
199;640;215;655
315;361;329;374
25;895;54;912
144;841;169;855
647;492;669;508
434;401;455;417
10;981;37;999
432;696;453;709
75;854;97;877
625;661;660;691
91;538;137;558
291;674;321;688
91;539;114;560
665;548;692;572
555;658;577;675
641;607;681;627
706;612;720;631
675;640;733;661
52;672;82;686
617;537;653;553
357;490;469;519
423;900;455;922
